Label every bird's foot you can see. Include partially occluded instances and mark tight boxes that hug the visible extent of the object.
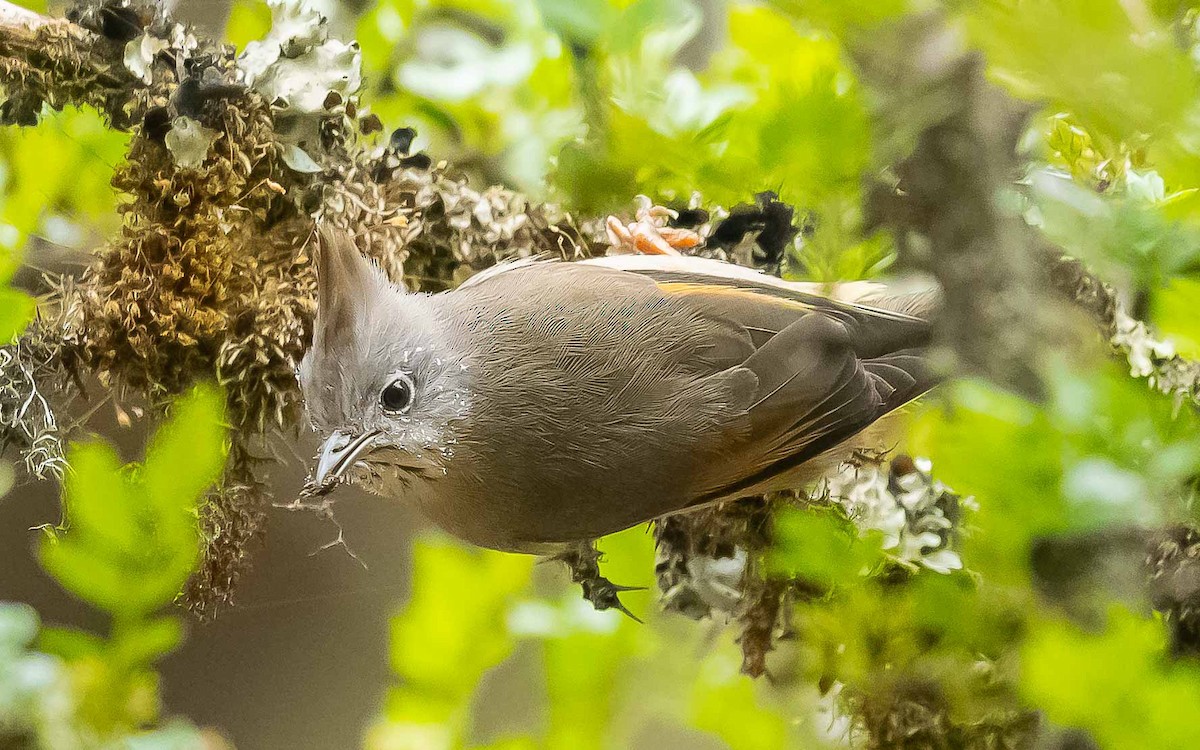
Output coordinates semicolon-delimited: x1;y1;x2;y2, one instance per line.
549;542;645;623
604;195;703;256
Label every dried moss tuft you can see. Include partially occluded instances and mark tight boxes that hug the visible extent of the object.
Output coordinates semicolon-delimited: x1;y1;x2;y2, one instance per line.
0;9;140;126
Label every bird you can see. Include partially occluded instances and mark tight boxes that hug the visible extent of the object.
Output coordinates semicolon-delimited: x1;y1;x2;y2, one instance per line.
298;227;938;558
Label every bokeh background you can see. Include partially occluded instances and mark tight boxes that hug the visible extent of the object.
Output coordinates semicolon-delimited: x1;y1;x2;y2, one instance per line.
5;1;1200;749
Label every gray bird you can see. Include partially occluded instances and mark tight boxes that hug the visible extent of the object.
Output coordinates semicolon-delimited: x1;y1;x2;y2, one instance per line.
299;229;937;556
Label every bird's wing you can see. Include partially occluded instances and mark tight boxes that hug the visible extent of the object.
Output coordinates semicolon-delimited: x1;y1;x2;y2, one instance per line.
464;253;890;302
580;253;934;319
691;306;934;504
459;255;938;505
574;255;939;503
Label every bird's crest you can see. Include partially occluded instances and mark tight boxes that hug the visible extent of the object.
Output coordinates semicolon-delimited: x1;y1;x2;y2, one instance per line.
312;226;392;353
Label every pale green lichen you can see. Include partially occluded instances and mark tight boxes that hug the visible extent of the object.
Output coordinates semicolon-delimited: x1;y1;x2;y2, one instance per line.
163;116;218;169
122;32;167;85
826;455;971;575
1112;309;1200;407
239;0;362;166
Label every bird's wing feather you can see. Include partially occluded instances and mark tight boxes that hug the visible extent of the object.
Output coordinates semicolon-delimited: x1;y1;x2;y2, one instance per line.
578;257;938;503
582;252;936;324
689;312;935;504
457;257;937;507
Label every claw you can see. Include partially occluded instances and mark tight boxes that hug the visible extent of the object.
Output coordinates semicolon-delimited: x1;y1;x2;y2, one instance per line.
604;198;703;257
581;577;644;623
549;542;645;622
611;601;644;624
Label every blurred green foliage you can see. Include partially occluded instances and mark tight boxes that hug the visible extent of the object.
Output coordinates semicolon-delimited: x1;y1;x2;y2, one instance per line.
0;106;126;255
337;0;887;278
0;261;33;341
3;0;1200;747
0;104;128;340
374;539;532;747
370;529;836;750
1023;608;1200;749
968;0;1197;155
767;505;882;588
0;384;227;747
347;1;1200;748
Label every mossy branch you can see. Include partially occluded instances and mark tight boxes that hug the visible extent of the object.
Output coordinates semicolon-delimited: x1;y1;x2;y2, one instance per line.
1;6;1197;719
0;0;140;126
0;0;602;616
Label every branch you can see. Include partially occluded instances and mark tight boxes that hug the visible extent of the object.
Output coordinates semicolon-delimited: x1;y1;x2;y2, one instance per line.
849;11;1200;748
0;0;139;126
1049;252;1200;407
858;15;1200;409
857;16;1053;399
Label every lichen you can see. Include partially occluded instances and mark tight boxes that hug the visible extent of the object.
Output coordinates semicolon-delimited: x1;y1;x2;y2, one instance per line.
162;115;217;168
239;0;362;167
653;453;974;677
121;31;165;85
1112;310;1200;407
825;453;972;575
1148;525;1200;657
846;678;1036;750
1049;252;1200;408
0;326;70;481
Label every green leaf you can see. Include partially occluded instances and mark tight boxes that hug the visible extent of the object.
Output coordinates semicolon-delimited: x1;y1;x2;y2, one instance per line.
536;0;612;46
965;0;1200;190
387;537;532;728
0;106;128;254
965;0;1198;147
63;442;139;552
122;549;202;620
41;385;225;619
39;625;105;660
0;285;34;342
355;0;414;81
40;536;134;615
767;506;880;587
1022;609;1200;748
112;616;184;667
602;0;697;56
772;0;910;36
140;383;227;519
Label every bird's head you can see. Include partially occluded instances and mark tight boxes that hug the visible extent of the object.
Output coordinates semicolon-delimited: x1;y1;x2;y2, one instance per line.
298;228;471;494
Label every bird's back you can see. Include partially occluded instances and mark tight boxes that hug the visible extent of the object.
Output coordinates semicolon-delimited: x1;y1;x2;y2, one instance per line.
422;263;759;550
405;258;936;552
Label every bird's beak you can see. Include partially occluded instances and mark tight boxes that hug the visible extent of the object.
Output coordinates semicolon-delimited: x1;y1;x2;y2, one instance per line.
315;429;381;486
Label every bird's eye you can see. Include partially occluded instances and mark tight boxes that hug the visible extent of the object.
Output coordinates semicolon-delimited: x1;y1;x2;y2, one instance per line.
380;373;414;414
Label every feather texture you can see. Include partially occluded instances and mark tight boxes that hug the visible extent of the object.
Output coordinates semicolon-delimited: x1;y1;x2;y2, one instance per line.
301;238;940;552
422;260;937;548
